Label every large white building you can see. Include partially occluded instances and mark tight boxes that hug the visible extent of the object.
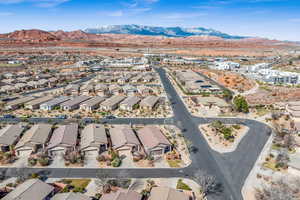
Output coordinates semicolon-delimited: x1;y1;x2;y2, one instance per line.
213;61;240;71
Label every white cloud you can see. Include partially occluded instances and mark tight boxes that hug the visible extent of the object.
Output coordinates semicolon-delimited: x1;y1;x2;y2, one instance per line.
107;10;124;17
0;0;70;7
162;12;207;20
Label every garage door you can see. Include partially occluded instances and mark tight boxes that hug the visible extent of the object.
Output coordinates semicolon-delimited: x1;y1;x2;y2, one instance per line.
151;149;163;155
51;150;64;156
17;149;32;157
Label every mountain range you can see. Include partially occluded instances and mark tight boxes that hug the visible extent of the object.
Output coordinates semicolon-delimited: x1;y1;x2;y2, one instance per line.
84;24;245;39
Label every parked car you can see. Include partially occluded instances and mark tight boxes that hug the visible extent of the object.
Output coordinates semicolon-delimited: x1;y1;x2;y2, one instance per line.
3;114;15;119
105;115;116;119
56;115;68;119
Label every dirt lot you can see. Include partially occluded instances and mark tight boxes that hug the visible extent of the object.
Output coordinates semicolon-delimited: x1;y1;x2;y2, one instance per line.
196;69;256;92
245;85;300;105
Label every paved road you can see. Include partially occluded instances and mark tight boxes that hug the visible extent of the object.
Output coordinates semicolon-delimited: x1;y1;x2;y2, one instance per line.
0;67;271;200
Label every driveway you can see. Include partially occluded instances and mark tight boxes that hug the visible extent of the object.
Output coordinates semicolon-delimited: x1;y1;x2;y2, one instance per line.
84;151;99;168
48;152;65;168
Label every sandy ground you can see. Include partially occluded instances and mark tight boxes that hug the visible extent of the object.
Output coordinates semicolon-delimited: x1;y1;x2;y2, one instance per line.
199;124;249;153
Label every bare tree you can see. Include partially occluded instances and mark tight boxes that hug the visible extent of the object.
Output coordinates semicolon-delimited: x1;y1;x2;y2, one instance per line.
283;134;296;150
194;170;221;196
255;178;300;200
95;171;110;190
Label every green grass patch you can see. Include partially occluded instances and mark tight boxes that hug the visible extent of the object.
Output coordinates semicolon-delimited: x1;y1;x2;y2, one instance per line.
0;63;23;67
62;179;91;188
176;179;192;191
256;107;270;117
167;159;181;168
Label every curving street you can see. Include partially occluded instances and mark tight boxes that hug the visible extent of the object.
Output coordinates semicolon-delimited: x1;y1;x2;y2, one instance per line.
0;67;271;200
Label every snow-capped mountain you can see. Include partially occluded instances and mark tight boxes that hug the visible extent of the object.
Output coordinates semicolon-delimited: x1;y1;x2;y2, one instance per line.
84;24;245;39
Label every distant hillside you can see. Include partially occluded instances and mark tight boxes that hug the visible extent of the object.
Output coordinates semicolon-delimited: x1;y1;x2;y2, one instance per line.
84;24;245;39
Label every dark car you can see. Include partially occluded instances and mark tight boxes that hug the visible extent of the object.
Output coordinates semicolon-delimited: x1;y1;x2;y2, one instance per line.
105;115;116;119
3;114;15;119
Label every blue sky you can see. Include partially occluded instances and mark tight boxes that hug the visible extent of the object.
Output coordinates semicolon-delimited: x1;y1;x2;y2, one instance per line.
0;0;299;41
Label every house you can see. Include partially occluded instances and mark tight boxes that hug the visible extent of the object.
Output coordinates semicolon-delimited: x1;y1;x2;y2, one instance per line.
137;85;153;95
137;126;171;156
60;96;91;111
95;84;109;96
120;96;140;111
2;179;54;200
80;96;105;112
65;84;80;95
100;189;142;200
122;85;138;96
6;96;35;110
140;96;160;110
110;126;141;152
15;124;52;156
47;124;78;155
109;84;123;95
51;192;91;200
101;95;126;111
80;124;108;154
0;124;25;152
149;187;190;200
81;84;94;96
40;96;70;111
191;96;230;112
286;101;300;118
24;96;53;110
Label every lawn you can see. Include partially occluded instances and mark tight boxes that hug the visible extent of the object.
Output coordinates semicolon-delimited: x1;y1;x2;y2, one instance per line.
0;63;23;67
167;159;181;168
176;179;192;191
62;179;91;188
255;107;270;117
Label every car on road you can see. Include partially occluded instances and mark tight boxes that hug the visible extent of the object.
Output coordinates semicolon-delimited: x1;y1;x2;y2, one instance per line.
3;114;15;119
105;115;116;119
56;115;68;119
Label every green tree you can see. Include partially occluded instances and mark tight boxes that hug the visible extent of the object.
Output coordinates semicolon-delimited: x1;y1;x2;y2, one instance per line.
233;95;249;113
222;89;233;101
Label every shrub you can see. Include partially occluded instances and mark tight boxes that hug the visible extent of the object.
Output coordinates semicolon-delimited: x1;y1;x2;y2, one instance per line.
38;157;50;166
28;157;37;166
73;186;85;193
30;173;40;179
111;157;121;167
233;95;249;113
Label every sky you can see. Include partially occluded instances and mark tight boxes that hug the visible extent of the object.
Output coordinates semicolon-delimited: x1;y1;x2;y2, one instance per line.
0;0;299;41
